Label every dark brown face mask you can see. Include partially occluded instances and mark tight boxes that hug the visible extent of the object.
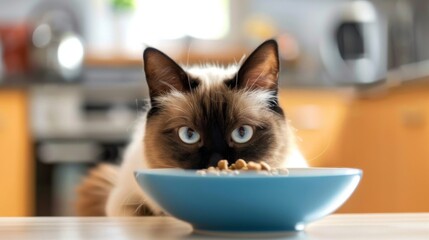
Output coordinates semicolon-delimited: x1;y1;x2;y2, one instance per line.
142;40;290;169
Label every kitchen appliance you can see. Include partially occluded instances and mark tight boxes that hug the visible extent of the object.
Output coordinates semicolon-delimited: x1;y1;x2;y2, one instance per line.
247;0;429;87
28;1;84;81
322;1;382;85
0;24;30;76
244;0;386;87
31;66;148;216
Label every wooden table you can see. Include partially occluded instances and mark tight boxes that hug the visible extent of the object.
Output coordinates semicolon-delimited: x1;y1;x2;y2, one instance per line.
0;214;428;239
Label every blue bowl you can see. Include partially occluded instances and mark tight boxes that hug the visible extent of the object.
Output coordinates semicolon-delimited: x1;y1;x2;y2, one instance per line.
135;168;362;234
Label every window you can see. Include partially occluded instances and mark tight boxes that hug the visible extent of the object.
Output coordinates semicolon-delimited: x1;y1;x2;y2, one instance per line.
134;0;230;43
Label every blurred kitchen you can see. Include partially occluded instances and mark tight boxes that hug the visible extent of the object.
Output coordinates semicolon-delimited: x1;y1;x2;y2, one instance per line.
1;0;429;216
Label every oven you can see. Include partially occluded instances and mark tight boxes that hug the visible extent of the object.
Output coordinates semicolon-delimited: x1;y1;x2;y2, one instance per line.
30;66;148;216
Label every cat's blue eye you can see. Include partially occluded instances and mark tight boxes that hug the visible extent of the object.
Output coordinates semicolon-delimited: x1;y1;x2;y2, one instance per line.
178;127;201;144
231;125;253;144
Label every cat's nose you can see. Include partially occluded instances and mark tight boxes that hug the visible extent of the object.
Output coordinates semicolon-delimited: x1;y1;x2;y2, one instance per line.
208;152;224;167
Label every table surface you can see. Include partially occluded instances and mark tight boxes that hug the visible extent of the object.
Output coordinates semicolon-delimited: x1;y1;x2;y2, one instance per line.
0;213;428;240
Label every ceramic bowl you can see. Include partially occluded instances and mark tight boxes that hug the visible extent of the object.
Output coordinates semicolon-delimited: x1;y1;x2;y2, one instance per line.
135;168;362;234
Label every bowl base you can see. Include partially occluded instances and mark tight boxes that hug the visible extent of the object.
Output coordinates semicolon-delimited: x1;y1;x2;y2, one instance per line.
193;229;305;238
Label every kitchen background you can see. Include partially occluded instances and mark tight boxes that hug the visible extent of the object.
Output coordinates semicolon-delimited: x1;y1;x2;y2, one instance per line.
1;0;429;216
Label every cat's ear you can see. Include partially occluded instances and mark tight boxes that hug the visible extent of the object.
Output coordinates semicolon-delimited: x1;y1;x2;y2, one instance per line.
143;47;189;100
236;39;279;91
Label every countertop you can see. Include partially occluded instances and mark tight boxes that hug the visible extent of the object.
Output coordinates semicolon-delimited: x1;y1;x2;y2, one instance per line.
0;213;428;240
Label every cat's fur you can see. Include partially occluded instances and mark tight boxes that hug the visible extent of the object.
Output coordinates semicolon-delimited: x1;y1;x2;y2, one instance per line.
76;40;308;217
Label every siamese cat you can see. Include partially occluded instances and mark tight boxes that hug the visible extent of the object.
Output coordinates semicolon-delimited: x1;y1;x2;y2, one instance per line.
76;40;308;216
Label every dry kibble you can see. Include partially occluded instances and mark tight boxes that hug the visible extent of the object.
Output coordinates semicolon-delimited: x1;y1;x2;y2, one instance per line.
260;161;271;171
230;164;236;170
217;160;229;170
196;159;288;176
247;161;262;171
207;166;217;173
235;159;247;169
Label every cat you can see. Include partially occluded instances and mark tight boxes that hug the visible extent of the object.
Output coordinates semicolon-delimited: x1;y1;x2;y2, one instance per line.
76;39;308;216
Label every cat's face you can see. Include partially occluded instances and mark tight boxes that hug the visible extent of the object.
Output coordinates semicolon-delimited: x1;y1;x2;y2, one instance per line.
143;40;289;169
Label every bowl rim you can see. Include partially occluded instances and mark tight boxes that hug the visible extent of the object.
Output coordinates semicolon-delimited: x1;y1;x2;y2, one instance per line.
135;167;362;179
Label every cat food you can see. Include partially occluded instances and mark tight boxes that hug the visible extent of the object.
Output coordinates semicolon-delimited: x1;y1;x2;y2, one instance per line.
247;161;262;171
217;160;229;170
234;159;247;170
260;161;271;171
196;159;288;176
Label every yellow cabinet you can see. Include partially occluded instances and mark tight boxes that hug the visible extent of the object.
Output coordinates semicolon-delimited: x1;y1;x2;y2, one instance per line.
279;83;429;213
0;89;33;216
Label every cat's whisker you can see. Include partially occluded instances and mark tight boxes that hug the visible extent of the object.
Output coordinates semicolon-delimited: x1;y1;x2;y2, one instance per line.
186;73;193;95
235;70;239;89
170;105;188;114
239;105;264;113
120;194;135;216
159;80;178;92
247;65;267;90
307;134;333;163
233;57;238;66
184;97;197;112
186;42;192;69
134;202;146;216
122;191;143;205
239;55;246;65
165;116;189;125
